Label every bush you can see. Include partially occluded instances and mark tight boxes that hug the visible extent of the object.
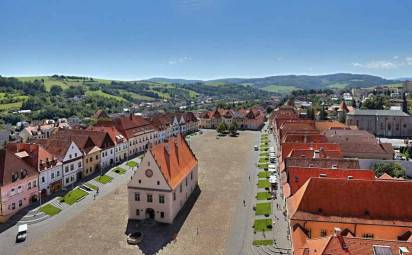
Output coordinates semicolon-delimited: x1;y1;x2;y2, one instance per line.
374;162;406;178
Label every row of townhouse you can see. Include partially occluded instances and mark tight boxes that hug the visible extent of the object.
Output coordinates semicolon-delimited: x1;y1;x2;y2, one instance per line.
272;105;412;255
198;107;266;130
0;110;199;222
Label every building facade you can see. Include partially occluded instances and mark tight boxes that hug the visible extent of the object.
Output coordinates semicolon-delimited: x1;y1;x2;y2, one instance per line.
128;135;198;223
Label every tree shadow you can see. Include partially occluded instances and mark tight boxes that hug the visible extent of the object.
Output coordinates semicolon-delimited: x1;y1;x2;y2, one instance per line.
125;185;202;255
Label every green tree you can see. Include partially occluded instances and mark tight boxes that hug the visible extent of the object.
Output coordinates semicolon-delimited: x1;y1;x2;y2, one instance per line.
216;121;228;135
306;107;315;120
374;162;406;178
50;85;63;96
228;122;239;136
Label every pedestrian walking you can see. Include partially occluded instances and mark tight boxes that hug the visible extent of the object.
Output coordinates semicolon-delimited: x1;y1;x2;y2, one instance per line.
196;227;199;235
93;194;96;200
243;200;246;207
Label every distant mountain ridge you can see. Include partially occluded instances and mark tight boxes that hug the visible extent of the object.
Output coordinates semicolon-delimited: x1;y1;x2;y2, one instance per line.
145;73;401;90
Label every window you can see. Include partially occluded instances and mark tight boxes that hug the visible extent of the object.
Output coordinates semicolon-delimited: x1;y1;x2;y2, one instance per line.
78;162;82;168
134;192;140;201
51;172;55;179
19;200;23;207
74;153;77;157
159;195;165;204
28;182;31;190
66;178;69;183
138;179;142;184
69;154;72;159
136;209;140;216
71;176;74;181
180;184;182;193
11;203;16;210
10;188;15;196
173;192;176;201
42;176;45;183
65;166;69;173
147;194;153;203
185;177;188;187
157;181;160;185
57;171;60;176
191;172;193;180
160;212;164;218
363;233;374;239
320;229;327;237
18;186;22;193
70;164;74;171
96;155;98;160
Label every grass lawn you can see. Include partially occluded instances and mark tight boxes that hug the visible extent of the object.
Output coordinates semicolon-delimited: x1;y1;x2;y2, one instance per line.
84;182;98;190
260;146;269;151
126;160;138;168
112;167;126;175
39;204;61;216
254;219;273;232
258;163;269;169
60;188;88;205
256;192;272;200
255;202;272;215
253;239;273;246
259;157;269;163
95;175;113;184
258;171;270;178
257;179;270;188
261;84;299;94
259;152;268;157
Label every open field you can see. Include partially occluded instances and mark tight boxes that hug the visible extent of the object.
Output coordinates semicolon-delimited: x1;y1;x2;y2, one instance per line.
19;130;258;255
261;84;299;93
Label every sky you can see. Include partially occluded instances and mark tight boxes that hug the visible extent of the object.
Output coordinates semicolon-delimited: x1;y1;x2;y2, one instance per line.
1;0;412;80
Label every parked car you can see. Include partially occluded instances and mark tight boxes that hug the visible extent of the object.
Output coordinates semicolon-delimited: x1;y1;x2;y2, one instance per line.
254;145;258;151
16;224;28;243
127;232;143;245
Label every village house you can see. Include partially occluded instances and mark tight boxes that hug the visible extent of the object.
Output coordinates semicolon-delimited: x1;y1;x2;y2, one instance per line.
198;108;265;130
95;114;157;158
89;126;128;164
34;139;83;187
0;149;39;222
19;124;56;142
7;143;63;196
128;135;198;224
288;178;412;252
51;129;116;170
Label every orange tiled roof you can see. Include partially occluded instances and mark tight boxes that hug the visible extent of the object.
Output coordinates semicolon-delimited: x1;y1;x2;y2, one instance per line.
286;167;375;197
288;178;412;226
150;135;197;189
281;143;341;162
282;134;327;144
314;120;348;133
283;157;360;172
299;235;412;255
288;149;343;159
0;148;38;186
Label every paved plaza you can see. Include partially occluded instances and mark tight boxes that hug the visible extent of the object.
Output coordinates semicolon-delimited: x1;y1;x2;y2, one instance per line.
12;130;258;255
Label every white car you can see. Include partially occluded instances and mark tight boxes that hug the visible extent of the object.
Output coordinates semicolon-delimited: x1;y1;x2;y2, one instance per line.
16;224;27;243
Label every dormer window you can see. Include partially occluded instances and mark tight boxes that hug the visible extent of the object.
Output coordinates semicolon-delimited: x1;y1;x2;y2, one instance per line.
11;172;19;182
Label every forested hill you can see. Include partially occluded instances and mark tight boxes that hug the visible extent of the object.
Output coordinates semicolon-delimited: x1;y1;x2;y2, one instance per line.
147;73;401;92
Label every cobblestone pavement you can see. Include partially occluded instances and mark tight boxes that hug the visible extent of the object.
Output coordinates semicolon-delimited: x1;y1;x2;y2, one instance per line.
14;130;258;255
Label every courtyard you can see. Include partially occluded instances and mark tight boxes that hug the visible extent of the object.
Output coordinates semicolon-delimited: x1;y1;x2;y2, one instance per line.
17;129;259;255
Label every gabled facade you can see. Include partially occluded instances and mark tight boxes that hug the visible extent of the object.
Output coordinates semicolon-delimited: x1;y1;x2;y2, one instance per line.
128;135;198;223
0;149;39;222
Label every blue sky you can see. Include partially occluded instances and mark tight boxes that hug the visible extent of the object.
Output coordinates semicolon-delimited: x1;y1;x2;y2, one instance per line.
1;0;411;80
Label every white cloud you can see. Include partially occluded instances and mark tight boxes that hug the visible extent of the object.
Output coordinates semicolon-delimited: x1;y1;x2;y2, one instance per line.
168;56;192;65
352;61;398;70
353;56;412;70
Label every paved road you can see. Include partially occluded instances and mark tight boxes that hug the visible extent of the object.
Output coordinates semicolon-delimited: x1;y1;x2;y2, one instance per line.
0;157;140;255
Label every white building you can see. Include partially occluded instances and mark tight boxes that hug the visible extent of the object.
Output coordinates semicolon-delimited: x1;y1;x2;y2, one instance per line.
128;135;198;223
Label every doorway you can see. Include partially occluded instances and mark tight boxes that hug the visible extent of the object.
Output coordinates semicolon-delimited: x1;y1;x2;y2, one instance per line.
145;208;155;219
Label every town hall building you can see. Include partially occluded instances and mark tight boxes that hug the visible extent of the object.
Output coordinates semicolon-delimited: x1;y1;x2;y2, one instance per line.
128;134;198;224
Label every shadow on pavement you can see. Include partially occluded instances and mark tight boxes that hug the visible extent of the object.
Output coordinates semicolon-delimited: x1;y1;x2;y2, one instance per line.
125;185;202;255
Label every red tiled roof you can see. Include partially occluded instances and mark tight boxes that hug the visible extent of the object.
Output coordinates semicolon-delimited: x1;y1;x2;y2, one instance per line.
32;139;73;160
288;178;412;225
300;235;412;255
0;149;38;186
314;120;348;133
288;149;343;159
6;143;59;171
282;134;327;144
150;135;197;189
95;114;154;139
283;157;360;172
286;167;375;196
281;143;341;162
51;129;114;150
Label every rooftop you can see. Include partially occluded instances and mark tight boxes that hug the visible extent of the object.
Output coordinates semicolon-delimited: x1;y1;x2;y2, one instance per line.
347;109;410;117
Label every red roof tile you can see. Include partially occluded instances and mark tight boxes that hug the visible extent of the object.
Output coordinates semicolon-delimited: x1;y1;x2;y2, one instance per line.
0;149;38;186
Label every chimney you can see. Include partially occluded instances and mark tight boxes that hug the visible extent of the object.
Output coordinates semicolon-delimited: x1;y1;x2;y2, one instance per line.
314;150;320;158
319;173;327;177
334;227;342;237
347;176;353;180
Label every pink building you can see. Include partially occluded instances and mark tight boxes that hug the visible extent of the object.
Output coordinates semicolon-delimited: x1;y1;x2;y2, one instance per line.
0;148;39;222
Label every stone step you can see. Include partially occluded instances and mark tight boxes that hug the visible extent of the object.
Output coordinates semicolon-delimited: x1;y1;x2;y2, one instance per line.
22;210;46;219
49;199;69;210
